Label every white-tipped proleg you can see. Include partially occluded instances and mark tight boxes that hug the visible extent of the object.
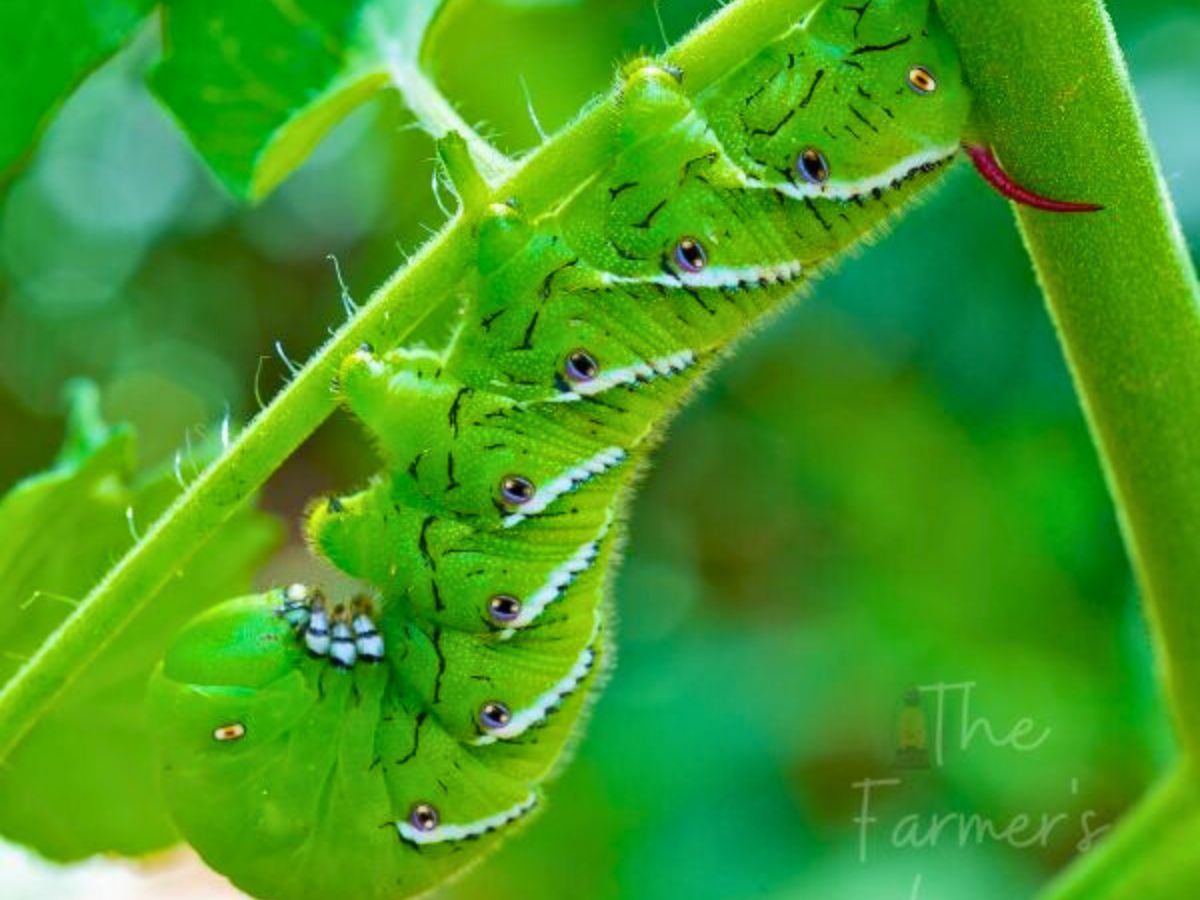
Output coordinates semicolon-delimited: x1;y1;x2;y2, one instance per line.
329;607;358;669
273;588;385;670
352;599;385;663
304;597;332;657
277;583;314;630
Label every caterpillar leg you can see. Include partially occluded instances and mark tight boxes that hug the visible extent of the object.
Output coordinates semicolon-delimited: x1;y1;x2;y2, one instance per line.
616;57;691;145
306;479;406;590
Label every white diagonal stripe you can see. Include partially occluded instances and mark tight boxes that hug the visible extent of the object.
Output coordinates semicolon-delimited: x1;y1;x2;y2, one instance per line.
741;145;959;202
500;521;612;638
395;793;538;846
472;642;598;746
551;351;697;402
599;259;802;291
502;447;626;528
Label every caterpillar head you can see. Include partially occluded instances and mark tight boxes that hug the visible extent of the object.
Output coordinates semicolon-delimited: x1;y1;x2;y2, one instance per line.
556;0;974;290
702;0;1100;214
701;0;970;204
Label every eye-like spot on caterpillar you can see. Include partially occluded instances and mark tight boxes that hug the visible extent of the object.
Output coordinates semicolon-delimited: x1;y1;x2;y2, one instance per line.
674;237;707;274
488;594;522;623
213;723;246;742
500;475;536;506
410;803;439;833
908;66;937;95
797;147;831;185
479;701;512;731
564;349;600;383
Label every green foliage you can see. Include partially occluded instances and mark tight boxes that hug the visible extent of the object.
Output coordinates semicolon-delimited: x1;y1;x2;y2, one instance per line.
152;0;444;200
0;383;280;860
0;0;459;200
0;0;155;179
0;0;1196;898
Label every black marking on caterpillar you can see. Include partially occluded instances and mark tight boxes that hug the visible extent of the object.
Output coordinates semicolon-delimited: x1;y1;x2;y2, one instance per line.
432;628;447;704
418;517;438;570
805;197;833;231
448;387;472;437
844;1;873;39
849;104;879;133
515;311;540;351
852;34;912;54
751;107;796;138
480;309;506;331
397;712;427;765
540;258;579;298
631;198;668;230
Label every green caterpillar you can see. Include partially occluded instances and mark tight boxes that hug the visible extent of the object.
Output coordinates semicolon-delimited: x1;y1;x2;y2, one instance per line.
146;1;1094;897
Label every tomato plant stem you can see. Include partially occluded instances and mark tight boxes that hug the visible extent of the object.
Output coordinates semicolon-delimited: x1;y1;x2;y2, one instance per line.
936;0;1200;894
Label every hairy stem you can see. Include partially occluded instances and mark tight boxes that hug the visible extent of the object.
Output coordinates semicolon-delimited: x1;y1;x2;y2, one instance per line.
388;61;515;185
1040;764;1200;899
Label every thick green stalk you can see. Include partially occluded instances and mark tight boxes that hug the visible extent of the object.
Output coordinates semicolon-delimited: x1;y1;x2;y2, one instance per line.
1041;764;1200;899
934;1;1200;895
0;0;819;763
936;0;1200;749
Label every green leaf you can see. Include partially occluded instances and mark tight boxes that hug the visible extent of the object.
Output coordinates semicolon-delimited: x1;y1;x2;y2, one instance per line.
0;384;280;861
151;0;447;201
0;0;156;181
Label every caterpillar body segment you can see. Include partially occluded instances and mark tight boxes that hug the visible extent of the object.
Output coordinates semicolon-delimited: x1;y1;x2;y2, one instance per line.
147;2;972;897
309;474;618;637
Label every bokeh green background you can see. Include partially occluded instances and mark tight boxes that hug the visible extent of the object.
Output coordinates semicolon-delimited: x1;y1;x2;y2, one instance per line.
1;0;1197;897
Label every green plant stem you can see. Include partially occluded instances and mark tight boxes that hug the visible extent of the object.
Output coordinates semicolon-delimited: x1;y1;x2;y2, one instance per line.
0;0;820;764
1041;763;1200;899
935;1;1200;895
935;0;1200;747
389;62;514;185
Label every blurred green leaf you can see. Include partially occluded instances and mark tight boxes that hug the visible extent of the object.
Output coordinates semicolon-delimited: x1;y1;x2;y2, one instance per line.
0;383;280;861
151;0;445;200
0;0;155;181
